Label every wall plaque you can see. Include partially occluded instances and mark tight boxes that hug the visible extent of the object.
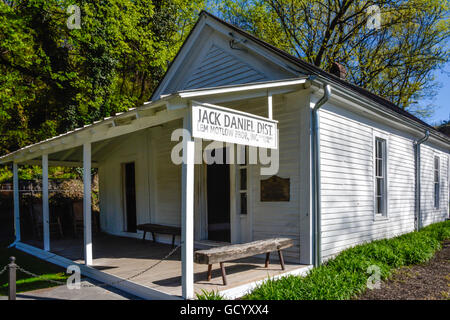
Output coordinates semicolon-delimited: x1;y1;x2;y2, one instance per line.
260;175;290;202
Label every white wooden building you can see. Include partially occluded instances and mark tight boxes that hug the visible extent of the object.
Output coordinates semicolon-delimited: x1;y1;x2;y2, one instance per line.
1;11;449;299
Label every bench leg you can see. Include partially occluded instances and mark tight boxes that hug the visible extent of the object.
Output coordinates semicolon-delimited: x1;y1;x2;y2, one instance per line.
172;235;175;248
265;252;270;268
278;250;285;270
152;232;156;243
142;231;146;242
220;262;227;286
207;264;212;281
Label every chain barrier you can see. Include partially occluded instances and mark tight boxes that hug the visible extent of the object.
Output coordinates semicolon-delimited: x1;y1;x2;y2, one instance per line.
14;243;182;288
16;266;67;285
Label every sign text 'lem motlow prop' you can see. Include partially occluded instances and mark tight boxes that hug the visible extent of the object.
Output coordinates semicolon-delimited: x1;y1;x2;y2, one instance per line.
192;103;278;149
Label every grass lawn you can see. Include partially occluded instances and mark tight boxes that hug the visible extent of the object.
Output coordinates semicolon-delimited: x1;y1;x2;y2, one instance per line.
196;220;450;300
0;241;69;296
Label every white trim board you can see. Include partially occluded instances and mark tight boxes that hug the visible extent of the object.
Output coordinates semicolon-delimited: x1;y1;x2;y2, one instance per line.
14;242;180;300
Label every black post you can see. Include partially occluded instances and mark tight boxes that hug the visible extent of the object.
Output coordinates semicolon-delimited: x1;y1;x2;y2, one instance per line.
8;256;17;300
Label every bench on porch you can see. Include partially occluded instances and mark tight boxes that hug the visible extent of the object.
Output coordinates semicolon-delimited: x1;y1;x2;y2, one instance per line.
194;238;294;285
137;223;181;247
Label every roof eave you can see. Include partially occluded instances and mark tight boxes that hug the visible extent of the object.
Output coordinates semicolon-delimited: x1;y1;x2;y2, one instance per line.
310;80;450;146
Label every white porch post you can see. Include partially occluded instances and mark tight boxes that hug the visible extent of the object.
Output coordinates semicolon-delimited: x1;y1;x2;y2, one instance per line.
83;142;93;265
13;163;21;242
42;154;50;251
267;91;273;119
181;112;195;299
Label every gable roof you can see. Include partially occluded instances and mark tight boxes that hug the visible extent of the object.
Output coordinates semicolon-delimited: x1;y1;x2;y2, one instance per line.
183;44;267;90
153;11;449;143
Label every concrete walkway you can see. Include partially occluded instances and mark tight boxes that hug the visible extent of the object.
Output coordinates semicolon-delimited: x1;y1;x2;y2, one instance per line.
0;279;140;300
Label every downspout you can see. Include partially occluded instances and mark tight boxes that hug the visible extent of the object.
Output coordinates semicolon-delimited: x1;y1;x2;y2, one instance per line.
312;84;331;267
414;130;429;231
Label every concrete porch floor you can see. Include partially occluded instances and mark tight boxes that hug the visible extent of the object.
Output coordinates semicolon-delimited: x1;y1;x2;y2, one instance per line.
24;233;309;298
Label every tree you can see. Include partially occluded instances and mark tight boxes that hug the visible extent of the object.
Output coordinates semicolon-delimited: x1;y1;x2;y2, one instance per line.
436;119;450;136
217;0;450;118
0;0;205;155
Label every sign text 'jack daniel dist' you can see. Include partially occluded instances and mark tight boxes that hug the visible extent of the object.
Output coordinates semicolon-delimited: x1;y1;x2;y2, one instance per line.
192;103;278;149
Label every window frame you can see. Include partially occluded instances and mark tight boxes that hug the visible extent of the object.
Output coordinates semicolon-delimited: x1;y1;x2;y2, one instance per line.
434;155;440;209
237;146;249;216
373;132;389;220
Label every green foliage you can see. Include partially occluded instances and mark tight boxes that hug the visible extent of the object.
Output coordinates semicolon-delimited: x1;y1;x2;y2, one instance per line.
195;289;225;300
0;164;80;183
243;220;450;300
216;0;450;118
0;0;206;156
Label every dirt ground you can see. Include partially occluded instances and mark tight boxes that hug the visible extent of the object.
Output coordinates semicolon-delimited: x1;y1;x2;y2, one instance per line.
359;240;450;300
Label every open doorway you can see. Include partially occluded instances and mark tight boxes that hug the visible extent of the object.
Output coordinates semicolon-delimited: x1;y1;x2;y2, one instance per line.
123;162;137;233
206;148;230;242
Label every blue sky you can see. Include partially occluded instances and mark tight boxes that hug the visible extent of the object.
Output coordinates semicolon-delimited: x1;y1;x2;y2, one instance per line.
422;62;450;126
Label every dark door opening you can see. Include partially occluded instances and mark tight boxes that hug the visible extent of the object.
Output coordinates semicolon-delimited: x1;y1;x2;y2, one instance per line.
124;162;137;233
207;149;230;242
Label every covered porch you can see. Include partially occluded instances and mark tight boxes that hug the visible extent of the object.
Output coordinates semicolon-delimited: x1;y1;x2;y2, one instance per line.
2;78;313;299
19;233;311;299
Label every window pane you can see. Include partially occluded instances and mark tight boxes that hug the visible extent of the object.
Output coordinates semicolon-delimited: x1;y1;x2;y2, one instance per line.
434;170;438;182
376;160;381;177
238;145;247;165
376;140;380;158
376;196;381;214
435;184;439;208
240;193;247;215
376;178;383;196
379;196;384;214
378;140;384;158
240;168;247;190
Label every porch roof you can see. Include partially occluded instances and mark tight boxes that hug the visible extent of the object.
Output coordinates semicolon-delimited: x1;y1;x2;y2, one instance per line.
0;77;309;167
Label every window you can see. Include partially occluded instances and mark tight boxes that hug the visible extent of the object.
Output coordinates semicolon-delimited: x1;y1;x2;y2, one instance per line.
434;156;440;209
238;146;248;215
374;137;387;217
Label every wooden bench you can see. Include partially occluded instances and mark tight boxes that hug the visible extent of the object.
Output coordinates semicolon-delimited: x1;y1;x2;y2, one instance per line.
194;238;294;285
136;224;181;247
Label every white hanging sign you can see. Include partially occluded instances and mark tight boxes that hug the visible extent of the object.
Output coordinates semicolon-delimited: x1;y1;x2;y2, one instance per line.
192;102;278;149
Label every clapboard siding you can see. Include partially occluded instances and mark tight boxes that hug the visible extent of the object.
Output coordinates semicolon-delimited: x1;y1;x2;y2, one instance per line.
97;89;448;265
420;144;449;227
98;130;151;235
227;93;307;262
152;120;183;227
184;45;267;90
319;105;425;261
98;94;305;262
98;121;183;238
